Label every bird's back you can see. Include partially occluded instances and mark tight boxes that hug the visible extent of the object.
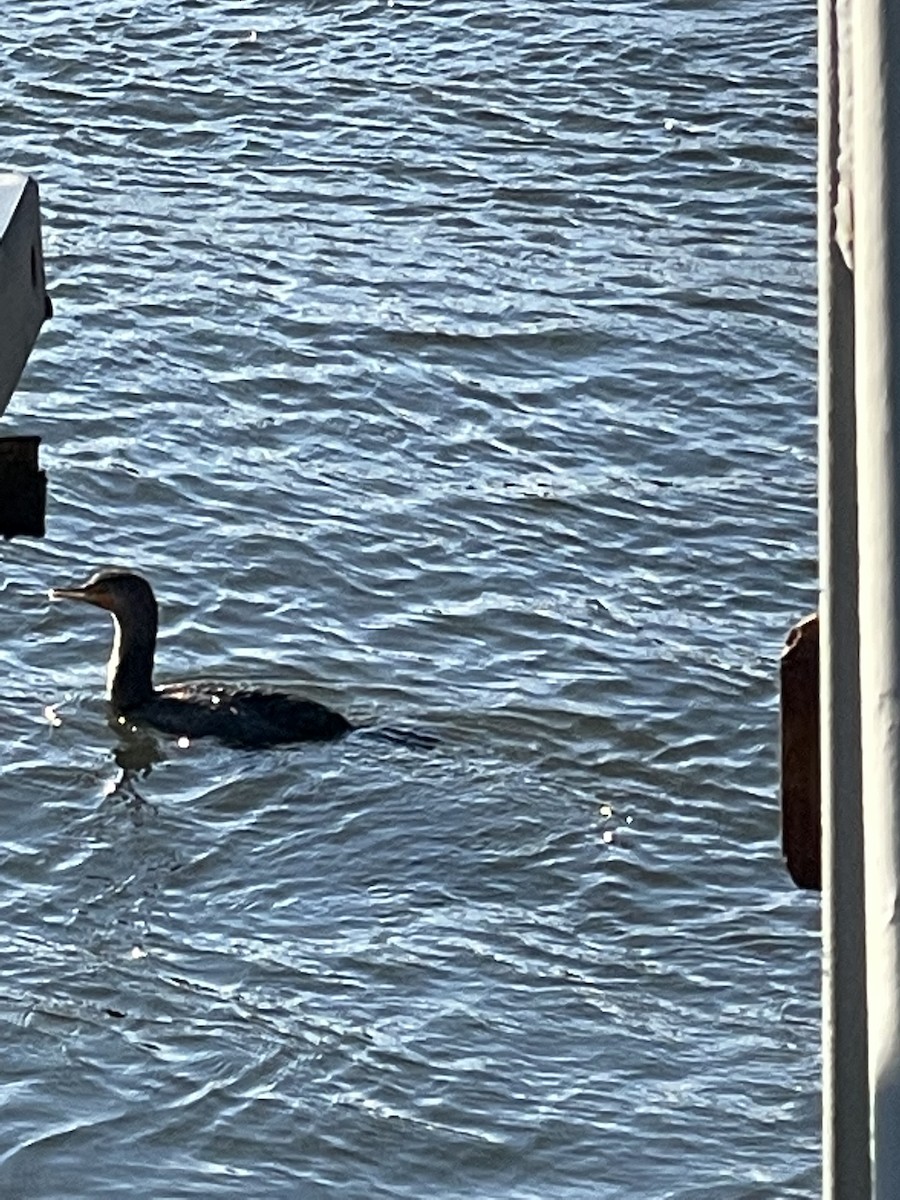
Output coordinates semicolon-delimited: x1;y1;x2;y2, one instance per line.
136;682;352;747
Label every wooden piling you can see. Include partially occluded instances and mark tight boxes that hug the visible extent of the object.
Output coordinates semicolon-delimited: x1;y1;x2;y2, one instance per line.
780;612;821;891
0;435;46;538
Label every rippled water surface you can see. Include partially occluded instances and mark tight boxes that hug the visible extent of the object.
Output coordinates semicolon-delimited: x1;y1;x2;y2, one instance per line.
1;2;818;1196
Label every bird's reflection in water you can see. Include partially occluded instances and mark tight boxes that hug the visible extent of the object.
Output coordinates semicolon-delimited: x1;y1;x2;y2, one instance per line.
105;725;163;823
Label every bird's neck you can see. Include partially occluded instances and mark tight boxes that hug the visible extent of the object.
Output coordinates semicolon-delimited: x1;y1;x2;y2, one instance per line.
107;612;156;711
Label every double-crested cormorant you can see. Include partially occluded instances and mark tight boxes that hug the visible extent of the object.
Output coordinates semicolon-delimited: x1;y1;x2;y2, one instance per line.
51;569;352;747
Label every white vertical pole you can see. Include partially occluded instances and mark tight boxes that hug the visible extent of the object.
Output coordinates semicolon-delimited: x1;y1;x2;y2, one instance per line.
819;0;869;1193
855;0;900;1193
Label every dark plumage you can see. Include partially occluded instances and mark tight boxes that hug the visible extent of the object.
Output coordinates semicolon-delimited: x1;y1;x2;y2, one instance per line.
51;569;352;748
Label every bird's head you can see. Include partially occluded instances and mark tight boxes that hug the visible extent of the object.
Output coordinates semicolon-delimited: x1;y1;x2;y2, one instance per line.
51;569;157;620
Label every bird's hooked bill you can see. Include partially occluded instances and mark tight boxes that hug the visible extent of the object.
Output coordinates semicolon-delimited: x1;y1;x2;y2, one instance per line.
49;585;90;601
49;582;114;610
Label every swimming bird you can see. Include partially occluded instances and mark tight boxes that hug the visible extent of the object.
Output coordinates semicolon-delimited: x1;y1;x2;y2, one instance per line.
51;568;352;747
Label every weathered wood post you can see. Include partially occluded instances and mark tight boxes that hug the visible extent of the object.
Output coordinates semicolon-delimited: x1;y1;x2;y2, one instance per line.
0;173;51;417
853;0;900;1191
0;172;51;537
817;0;870;1195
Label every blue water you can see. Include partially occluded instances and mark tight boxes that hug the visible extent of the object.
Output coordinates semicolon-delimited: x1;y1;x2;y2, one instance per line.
1;2;818;1196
